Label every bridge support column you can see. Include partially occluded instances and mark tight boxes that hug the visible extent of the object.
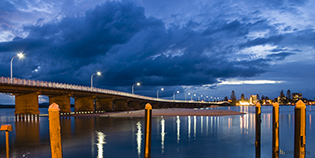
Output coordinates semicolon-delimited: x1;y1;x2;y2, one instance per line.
15;92;40;116
96;98;114;112
151;103;160;109
49;95;71;114
114;100;128;111
74;97;94;113
159;103;167;108
128;101;141;110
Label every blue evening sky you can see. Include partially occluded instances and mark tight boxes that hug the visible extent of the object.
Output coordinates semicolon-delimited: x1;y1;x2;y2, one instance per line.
0;0;315;104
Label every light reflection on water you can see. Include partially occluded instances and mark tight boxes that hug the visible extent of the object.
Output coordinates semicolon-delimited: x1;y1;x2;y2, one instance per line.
193;116;196;139
136;121;142;157
96;131;106;158
188;116;191;140
0;106;314;158
176;116;180;144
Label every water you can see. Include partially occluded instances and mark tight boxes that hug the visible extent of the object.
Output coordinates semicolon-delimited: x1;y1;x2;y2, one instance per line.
0;106;314;158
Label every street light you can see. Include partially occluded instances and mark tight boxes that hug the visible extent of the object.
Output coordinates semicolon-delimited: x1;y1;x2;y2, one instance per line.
157;88;164;98
132;82;141;94
194;94;196;101
10;53;24;83
188;93;193;101
198;95;202;101
186;93;191;101
91;71;101;88
173;91;179;100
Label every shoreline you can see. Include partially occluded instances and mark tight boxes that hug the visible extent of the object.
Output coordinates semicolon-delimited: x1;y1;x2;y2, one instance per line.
100;108;245;117
37;108;245;117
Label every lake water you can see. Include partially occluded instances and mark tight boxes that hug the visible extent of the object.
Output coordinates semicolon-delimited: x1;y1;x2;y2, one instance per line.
0;106;314;158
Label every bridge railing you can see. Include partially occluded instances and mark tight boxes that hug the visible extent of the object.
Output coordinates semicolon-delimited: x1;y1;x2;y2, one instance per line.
0;77;218;104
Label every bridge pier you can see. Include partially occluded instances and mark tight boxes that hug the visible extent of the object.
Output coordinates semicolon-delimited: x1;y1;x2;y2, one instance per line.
49;94;71;114
114;99;129;111
151;103;160;109
14;92;40;118
96;98;114;112
158;103;167;108
128;101;142;110
74;97;94;113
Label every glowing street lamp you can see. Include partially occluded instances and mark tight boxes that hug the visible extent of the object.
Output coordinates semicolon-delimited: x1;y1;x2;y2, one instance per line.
186;93;191;101
173;91;179;100
157;88;164;98
91;71;101;88
132;82;141;94
10;53;24;83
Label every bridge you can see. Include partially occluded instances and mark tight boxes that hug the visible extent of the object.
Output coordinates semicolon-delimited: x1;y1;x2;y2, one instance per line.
0;77;228;118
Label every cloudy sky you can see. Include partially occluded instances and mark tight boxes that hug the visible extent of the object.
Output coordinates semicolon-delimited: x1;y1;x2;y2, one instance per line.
1;0;315;103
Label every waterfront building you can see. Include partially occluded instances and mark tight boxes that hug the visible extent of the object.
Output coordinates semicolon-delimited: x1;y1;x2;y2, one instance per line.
249;95;257;105
292;93;302;102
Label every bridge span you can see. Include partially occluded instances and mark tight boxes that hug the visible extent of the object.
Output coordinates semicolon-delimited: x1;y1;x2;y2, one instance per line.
0;77;228;117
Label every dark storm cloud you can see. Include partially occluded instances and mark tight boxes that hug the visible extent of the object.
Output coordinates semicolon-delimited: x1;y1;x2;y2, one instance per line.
239;35;284;49
266;52;295;60
0;0;308;95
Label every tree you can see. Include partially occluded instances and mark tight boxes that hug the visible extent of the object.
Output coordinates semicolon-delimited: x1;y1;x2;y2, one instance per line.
256;94;260;100
261;95;265;100
286;89;291;100
241;93;245;101
231;90;237;105
279;90;286;105
224;96;228;101
280;90;285;98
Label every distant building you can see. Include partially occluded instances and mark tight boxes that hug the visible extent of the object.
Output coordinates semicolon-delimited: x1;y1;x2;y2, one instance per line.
262;99;273;105
250;95;257;104
292;93;302;102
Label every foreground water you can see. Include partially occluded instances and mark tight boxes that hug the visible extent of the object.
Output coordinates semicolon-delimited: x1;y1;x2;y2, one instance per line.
0;106;314;158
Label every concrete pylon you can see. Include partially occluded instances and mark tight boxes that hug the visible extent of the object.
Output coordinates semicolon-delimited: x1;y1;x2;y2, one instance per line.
49;94;71;113
114;99;129;111
74;96;94;112
96;98;114;112
128;101;141;110
14;92;40;115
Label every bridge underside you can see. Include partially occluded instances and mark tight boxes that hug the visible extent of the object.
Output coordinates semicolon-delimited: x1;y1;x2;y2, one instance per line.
12;93;216;116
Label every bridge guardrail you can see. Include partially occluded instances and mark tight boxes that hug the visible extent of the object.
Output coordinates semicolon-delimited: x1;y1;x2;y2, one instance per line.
0;77;224;104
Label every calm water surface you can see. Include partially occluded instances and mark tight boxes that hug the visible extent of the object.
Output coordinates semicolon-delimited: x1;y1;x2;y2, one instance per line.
0;106;314;158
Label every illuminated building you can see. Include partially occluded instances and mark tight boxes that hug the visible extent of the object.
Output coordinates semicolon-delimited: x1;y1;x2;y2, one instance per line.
250;95;257;104
292;93;302;102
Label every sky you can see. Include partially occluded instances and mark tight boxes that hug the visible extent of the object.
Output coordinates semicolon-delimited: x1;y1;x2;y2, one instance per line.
0;0;315;104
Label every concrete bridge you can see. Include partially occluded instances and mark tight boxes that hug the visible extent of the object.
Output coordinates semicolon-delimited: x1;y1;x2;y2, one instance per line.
0;77;228;118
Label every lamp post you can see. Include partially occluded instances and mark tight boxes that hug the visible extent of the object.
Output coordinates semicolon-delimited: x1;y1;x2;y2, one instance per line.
10;53;24;83
186;93;191;101
173;91;179;100
132;82;141;94
188;93;193;101
157;88;164;98
194;94;196;101
206;96;209;102
91;72;101;88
